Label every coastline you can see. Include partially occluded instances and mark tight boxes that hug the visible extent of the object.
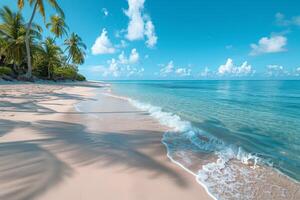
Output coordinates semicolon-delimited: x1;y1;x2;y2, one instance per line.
104;82;300;200
0;81;212;200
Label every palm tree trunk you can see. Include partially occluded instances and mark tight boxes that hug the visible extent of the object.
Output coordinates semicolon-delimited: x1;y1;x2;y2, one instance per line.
25;2;38;79
66;55;72;64
48;66;50;79
13;63;17;75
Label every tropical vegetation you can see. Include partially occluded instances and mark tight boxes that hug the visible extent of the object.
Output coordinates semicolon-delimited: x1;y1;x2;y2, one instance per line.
0;2;86;81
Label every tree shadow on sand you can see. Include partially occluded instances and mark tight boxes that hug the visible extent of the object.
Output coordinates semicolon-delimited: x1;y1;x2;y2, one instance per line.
0;140;71;200
0;86;97;115
0;119;31;137
0;119;190;200
31;120;189;187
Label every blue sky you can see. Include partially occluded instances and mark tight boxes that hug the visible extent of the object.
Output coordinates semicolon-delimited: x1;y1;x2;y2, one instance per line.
1;0;300;80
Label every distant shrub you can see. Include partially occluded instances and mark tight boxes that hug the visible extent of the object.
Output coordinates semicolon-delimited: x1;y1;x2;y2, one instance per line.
53;66;85;81
33;65;48;79
76;73;86;81
53;67;76;80
0;66;13;76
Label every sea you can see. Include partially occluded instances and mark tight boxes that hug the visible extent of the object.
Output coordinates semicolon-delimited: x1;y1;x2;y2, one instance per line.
108;80;300;200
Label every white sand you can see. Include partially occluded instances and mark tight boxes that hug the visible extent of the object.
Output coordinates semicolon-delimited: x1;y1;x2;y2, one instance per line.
0;82;212;200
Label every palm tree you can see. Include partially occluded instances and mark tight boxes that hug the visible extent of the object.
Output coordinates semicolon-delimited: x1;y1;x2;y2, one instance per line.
64;33;86;65
46;15;69;40
0;6;41;73
17;0;64;79
36;37;62;79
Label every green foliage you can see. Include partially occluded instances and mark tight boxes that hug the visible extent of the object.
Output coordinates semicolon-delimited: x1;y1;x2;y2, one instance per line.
46;15;68;39
53;66;78;80
0;5;86;81
64;33;86;65
0;66;13;76
0;6;41;69
34;37;62;78
76;73;86;81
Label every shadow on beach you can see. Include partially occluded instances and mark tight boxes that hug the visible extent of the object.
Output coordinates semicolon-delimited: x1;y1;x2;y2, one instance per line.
0;82;191;200
0;119;189;200
0;140;71;200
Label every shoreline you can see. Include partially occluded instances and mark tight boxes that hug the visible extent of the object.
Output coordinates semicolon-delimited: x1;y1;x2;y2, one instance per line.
0;82;213;200
105;82;300;200
101;90;218;200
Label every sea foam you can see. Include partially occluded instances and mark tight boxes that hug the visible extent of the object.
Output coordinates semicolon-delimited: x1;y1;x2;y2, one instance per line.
102;91;300;200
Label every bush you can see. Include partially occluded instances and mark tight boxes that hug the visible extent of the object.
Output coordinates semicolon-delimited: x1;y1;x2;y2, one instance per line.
53;66;85;81
53;67;76;80
0;66;13;76
33;65;48;79
76;73;86;81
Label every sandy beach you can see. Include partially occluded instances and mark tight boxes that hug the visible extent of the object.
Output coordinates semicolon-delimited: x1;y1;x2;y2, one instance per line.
0;82;212;200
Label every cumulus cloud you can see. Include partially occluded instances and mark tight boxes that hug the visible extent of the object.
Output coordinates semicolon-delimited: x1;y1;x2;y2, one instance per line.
129;48;139;63
84;62;144;78
106;59;144;77
275;13;300;27
91;29;115;55
124;0;145;40
105;59;121;77
250;35;287;56
124;0;157;47
144;19;158;48
118;48;139;64
218;58;254;76
175;68;191;77
91;49;143;78
160;61;174;75
125;65;144;77
159;61;191;77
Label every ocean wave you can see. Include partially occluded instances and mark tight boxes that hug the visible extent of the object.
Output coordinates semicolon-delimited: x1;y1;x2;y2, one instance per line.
102;91;300;200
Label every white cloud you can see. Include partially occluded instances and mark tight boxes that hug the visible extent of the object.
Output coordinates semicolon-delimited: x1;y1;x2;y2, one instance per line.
250;35;287;56
145;19;158;47
102;58;144;77
118;48;139;64
91;49;142;78
266;65;290;77
218;58;254;76
124;0;145;40
91;29;115;55
160;61;174;75
266;65;300;77
118;52;127;64
106;59;121;77
159;61;191;77
125;65;144;77
102;8;109;16
129;48;139;63
124;0;158;47
275;12;300;27
175;68;191;77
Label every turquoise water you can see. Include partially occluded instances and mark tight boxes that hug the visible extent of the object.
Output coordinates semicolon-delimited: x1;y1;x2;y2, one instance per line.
109;80;300;199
